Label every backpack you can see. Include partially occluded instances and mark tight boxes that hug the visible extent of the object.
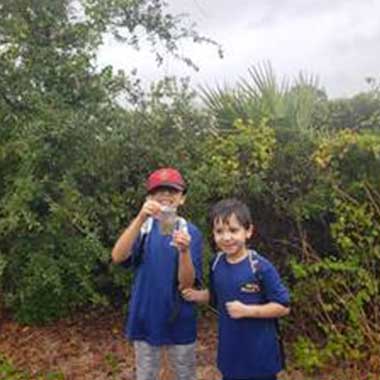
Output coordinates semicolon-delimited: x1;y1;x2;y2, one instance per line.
210;249;287;369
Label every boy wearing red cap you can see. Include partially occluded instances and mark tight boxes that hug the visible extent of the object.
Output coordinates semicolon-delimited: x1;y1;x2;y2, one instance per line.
112;168;203;380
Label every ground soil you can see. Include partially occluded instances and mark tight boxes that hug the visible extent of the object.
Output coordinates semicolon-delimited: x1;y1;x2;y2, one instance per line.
1;308;378;380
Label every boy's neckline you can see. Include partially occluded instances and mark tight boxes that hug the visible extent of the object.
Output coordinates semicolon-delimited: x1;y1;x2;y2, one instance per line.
225;251;248;265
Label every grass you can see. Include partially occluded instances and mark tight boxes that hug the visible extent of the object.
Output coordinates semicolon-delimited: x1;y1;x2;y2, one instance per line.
0;356;64;380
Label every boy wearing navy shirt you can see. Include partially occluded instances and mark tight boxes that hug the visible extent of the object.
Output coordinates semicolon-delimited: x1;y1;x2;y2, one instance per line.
112;168;203;380
183;198;290;380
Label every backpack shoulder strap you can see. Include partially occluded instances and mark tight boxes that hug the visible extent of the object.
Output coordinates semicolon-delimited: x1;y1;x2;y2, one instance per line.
133;217;153;268
211;251;225;272
248;249;261;276
212;250;258;273
175;216;188;233
141;217;153;235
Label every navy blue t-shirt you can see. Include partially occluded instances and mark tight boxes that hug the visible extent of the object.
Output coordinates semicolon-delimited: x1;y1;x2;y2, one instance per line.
211;251;289;379
123;218;203;345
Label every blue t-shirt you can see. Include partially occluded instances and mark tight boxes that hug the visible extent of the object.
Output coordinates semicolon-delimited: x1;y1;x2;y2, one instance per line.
123;218;203;345
210;251;289;379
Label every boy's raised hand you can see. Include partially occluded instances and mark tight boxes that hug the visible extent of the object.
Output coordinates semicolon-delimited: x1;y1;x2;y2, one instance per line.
172;229;191;253
138;198;161;220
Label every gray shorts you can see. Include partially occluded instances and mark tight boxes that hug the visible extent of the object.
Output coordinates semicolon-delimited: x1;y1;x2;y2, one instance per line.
134;340;196;380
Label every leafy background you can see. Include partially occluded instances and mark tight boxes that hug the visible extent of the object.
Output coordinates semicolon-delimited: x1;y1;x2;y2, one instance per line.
1;0;380;378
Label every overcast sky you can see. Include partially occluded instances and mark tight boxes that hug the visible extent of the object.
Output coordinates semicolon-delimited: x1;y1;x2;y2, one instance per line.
98;0;380;99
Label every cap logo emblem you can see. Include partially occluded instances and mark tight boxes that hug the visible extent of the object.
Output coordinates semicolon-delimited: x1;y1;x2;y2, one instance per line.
159;170;169;181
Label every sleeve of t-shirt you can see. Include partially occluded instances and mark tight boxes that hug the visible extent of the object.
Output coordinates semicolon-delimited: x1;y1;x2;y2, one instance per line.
189;225;203;287
120;233;145;270
260;259;290;307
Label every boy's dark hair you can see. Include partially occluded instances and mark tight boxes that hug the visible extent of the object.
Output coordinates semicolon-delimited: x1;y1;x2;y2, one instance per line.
210;198;253;230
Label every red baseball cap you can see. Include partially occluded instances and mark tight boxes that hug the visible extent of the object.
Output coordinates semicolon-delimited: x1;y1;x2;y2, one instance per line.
146;167;186;193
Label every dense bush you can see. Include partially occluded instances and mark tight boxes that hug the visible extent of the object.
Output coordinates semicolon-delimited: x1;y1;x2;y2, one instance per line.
0;0;215;323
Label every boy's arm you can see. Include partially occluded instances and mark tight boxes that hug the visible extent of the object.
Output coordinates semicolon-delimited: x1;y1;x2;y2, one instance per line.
111;199;160;264
173;227;202;290
226;301;290;319
227;258;290;319
173;230;195;289
182;288;210;304
177;248;196;290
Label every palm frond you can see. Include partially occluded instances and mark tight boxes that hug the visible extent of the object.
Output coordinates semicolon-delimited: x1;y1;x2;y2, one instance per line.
200;83;248;128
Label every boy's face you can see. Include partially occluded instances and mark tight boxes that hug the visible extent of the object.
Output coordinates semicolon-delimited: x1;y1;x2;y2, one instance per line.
213;213;253;260
148;186;186;209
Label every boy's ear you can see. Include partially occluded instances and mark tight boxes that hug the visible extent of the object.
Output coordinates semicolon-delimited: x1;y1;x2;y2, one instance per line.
247;224;256;239
179;194;187;205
